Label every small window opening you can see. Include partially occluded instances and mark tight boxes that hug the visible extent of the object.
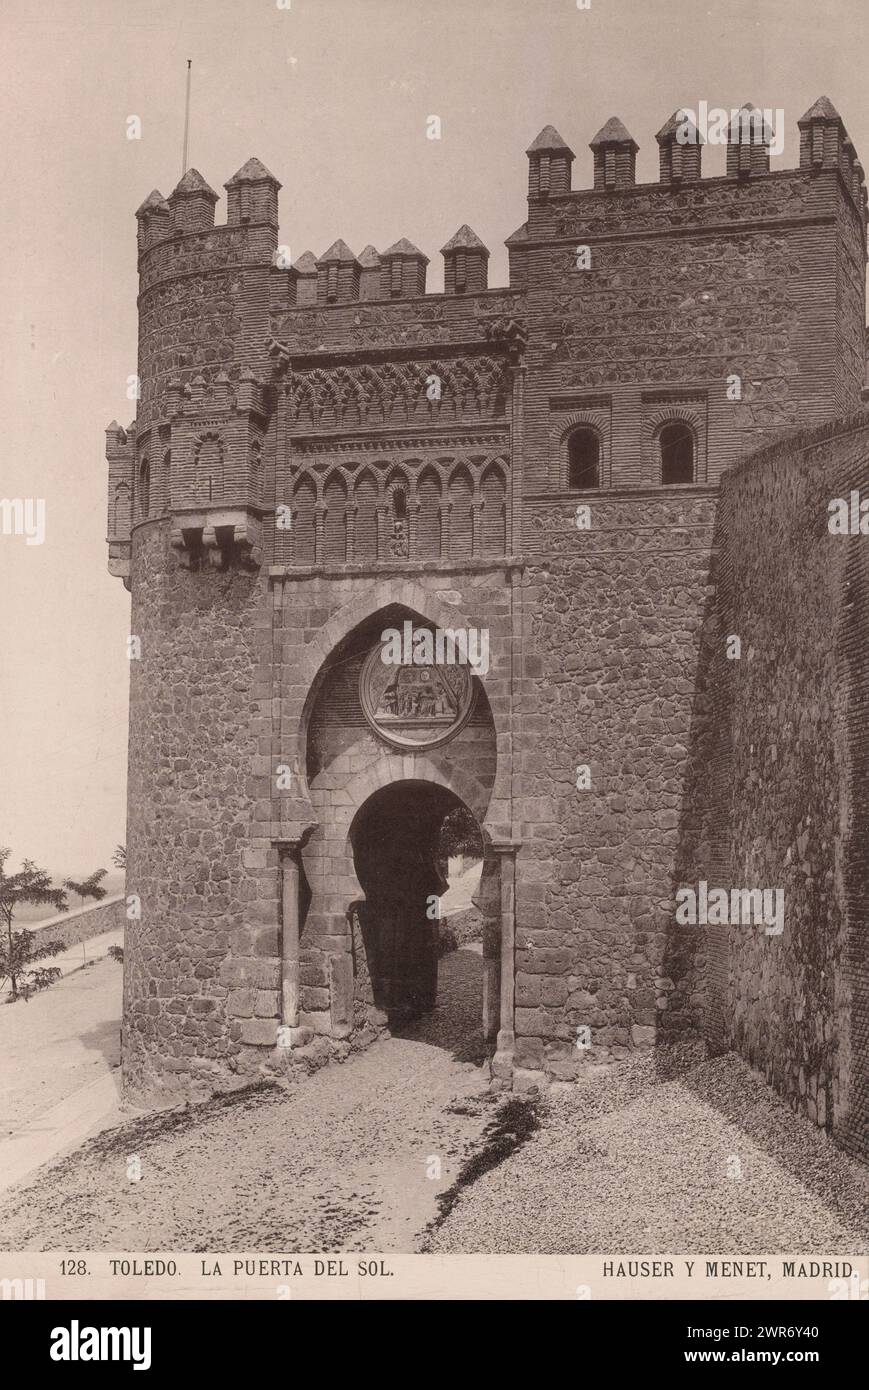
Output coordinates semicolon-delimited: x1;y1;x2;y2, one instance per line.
567;429;600;490
659;421;695;485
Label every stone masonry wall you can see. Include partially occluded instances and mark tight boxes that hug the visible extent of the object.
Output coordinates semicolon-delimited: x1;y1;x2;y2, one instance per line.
699;412;869;1158
33;895;126;951
124;518;279;1101
512;490;719;1081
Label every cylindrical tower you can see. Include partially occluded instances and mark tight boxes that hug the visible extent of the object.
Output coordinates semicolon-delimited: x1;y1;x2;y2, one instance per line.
109;160;291;1101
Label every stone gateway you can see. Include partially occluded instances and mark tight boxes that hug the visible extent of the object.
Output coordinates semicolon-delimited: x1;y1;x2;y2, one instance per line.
107;102;869;1161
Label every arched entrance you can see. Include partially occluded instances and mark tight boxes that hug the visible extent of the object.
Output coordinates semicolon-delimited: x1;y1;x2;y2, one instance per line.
290;597;511;1065
348;780;493;1041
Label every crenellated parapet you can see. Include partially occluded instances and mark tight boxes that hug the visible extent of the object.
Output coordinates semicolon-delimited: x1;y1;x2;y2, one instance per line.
521;98;867;245
134;159;282;440
108;99;867;586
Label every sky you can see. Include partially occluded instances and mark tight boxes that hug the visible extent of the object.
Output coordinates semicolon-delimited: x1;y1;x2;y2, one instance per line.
0;0;867;876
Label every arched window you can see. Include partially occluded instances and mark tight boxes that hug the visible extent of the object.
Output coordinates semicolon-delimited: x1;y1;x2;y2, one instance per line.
195;433;223;504
111;481;131;537
416;469;442;560
353;470;379;560
388;484;409;558
162;451;171;511
323;473;347;563
139;459;150;518
448;466;474;557
659;421;695;485
567;428;600;490
292;476;317;564
480;465;506;556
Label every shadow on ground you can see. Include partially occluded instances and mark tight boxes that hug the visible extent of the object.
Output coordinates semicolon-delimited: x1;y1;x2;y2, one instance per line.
78;1016;122;1070
665;1047;869;1244
390;947;493;1066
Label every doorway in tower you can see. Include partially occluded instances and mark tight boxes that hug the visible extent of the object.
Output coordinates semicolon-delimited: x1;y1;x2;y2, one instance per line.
348;780;497;1061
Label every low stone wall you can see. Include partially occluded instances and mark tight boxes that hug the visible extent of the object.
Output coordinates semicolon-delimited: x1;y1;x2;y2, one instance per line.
32;895;126;951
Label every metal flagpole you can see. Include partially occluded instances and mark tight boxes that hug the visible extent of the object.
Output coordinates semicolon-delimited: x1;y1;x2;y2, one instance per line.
182;60;192;176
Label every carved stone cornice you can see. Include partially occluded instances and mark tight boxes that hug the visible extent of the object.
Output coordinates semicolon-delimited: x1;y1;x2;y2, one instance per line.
170;506;263;570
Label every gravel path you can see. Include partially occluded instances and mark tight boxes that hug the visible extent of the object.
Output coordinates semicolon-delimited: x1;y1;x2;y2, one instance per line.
2;947;867;1255
0;948;496;1252
428;1046;869;1254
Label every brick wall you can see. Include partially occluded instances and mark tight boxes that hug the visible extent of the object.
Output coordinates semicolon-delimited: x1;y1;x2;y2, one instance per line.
699;410;869;1158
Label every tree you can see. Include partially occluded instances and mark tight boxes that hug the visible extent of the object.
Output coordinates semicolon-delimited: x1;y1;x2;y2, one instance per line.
0;848;68;1001
437;806;483;861
63;868;108;909
112;845;126;869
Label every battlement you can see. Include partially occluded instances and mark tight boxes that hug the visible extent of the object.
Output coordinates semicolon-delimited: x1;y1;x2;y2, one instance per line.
134;99;866;301
112;94;867;582
136;158;279;251
524;99;866;213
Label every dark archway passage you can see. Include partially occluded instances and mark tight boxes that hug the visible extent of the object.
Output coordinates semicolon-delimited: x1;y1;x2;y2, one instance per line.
349;781;488;1052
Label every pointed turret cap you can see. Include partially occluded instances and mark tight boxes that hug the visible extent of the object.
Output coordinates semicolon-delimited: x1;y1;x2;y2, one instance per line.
316;238;359;264
728;104;775;141
590;117;638;151
225;156;281;187
358;244;381;268
441;224;489;255
171;168;219;201
656;109;704;145
135;188;169;217
526;125;574;157
382;237;430;263
291;250;318;275
505;221;529;245
798;95;843;125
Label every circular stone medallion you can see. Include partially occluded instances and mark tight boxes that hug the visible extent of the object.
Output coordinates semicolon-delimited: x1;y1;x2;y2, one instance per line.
360;638;477;750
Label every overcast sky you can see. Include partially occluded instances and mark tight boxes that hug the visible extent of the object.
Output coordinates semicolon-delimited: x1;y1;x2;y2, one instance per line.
1;0;866;877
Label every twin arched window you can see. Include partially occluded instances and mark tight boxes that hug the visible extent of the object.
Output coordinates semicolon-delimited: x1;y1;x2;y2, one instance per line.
565;420;696;490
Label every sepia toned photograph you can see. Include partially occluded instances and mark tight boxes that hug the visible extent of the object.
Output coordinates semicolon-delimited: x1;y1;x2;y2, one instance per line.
1;0;868;1332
